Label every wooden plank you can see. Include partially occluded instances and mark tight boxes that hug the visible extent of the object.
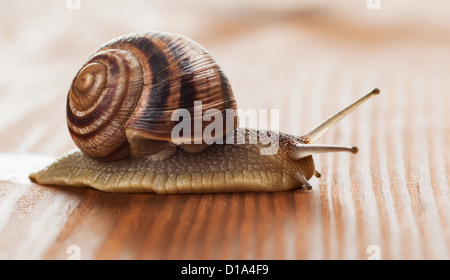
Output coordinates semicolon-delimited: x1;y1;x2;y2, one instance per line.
0;1;449;260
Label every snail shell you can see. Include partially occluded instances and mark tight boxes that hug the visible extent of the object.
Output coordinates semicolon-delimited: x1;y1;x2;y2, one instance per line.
67;32;237;161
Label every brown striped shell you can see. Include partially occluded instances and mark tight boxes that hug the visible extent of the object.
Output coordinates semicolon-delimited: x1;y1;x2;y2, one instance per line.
66;32;238;161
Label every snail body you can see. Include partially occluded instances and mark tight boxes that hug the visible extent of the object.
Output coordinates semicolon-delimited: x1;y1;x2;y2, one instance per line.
30;129;315;194
29;32;380;194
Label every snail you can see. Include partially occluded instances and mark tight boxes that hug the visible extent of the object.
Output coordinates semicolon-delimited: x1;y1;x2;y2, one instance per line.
29;31;380;194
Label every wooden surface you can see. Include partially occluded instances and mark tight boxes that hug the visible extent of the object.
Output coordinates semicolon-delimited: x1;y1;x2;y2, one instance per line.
0;0;449;259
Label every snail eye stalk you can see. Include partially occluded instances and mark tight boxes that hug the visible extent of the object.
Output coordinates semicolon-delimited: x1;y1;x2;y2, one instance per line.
300;88;380;144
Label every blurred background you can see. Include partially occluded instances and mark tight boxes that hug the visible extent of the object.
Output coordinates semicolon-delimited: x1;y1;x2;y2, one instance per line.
0;0;449;259
1;0;449;156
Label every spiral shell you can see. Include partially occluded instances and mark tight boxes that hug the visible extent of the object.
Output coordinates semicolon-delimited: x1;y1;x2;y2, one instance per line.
66;32;238;161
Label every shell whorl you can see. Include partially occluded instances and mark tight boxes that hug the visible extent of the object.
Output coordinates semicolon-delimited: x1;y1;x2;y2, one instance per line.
67;32;238;161
67;49;143;161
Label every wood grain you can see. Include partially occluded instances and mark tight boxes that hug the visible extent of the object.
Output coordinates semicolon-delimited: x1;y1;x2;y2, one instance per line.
0;0;449;259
